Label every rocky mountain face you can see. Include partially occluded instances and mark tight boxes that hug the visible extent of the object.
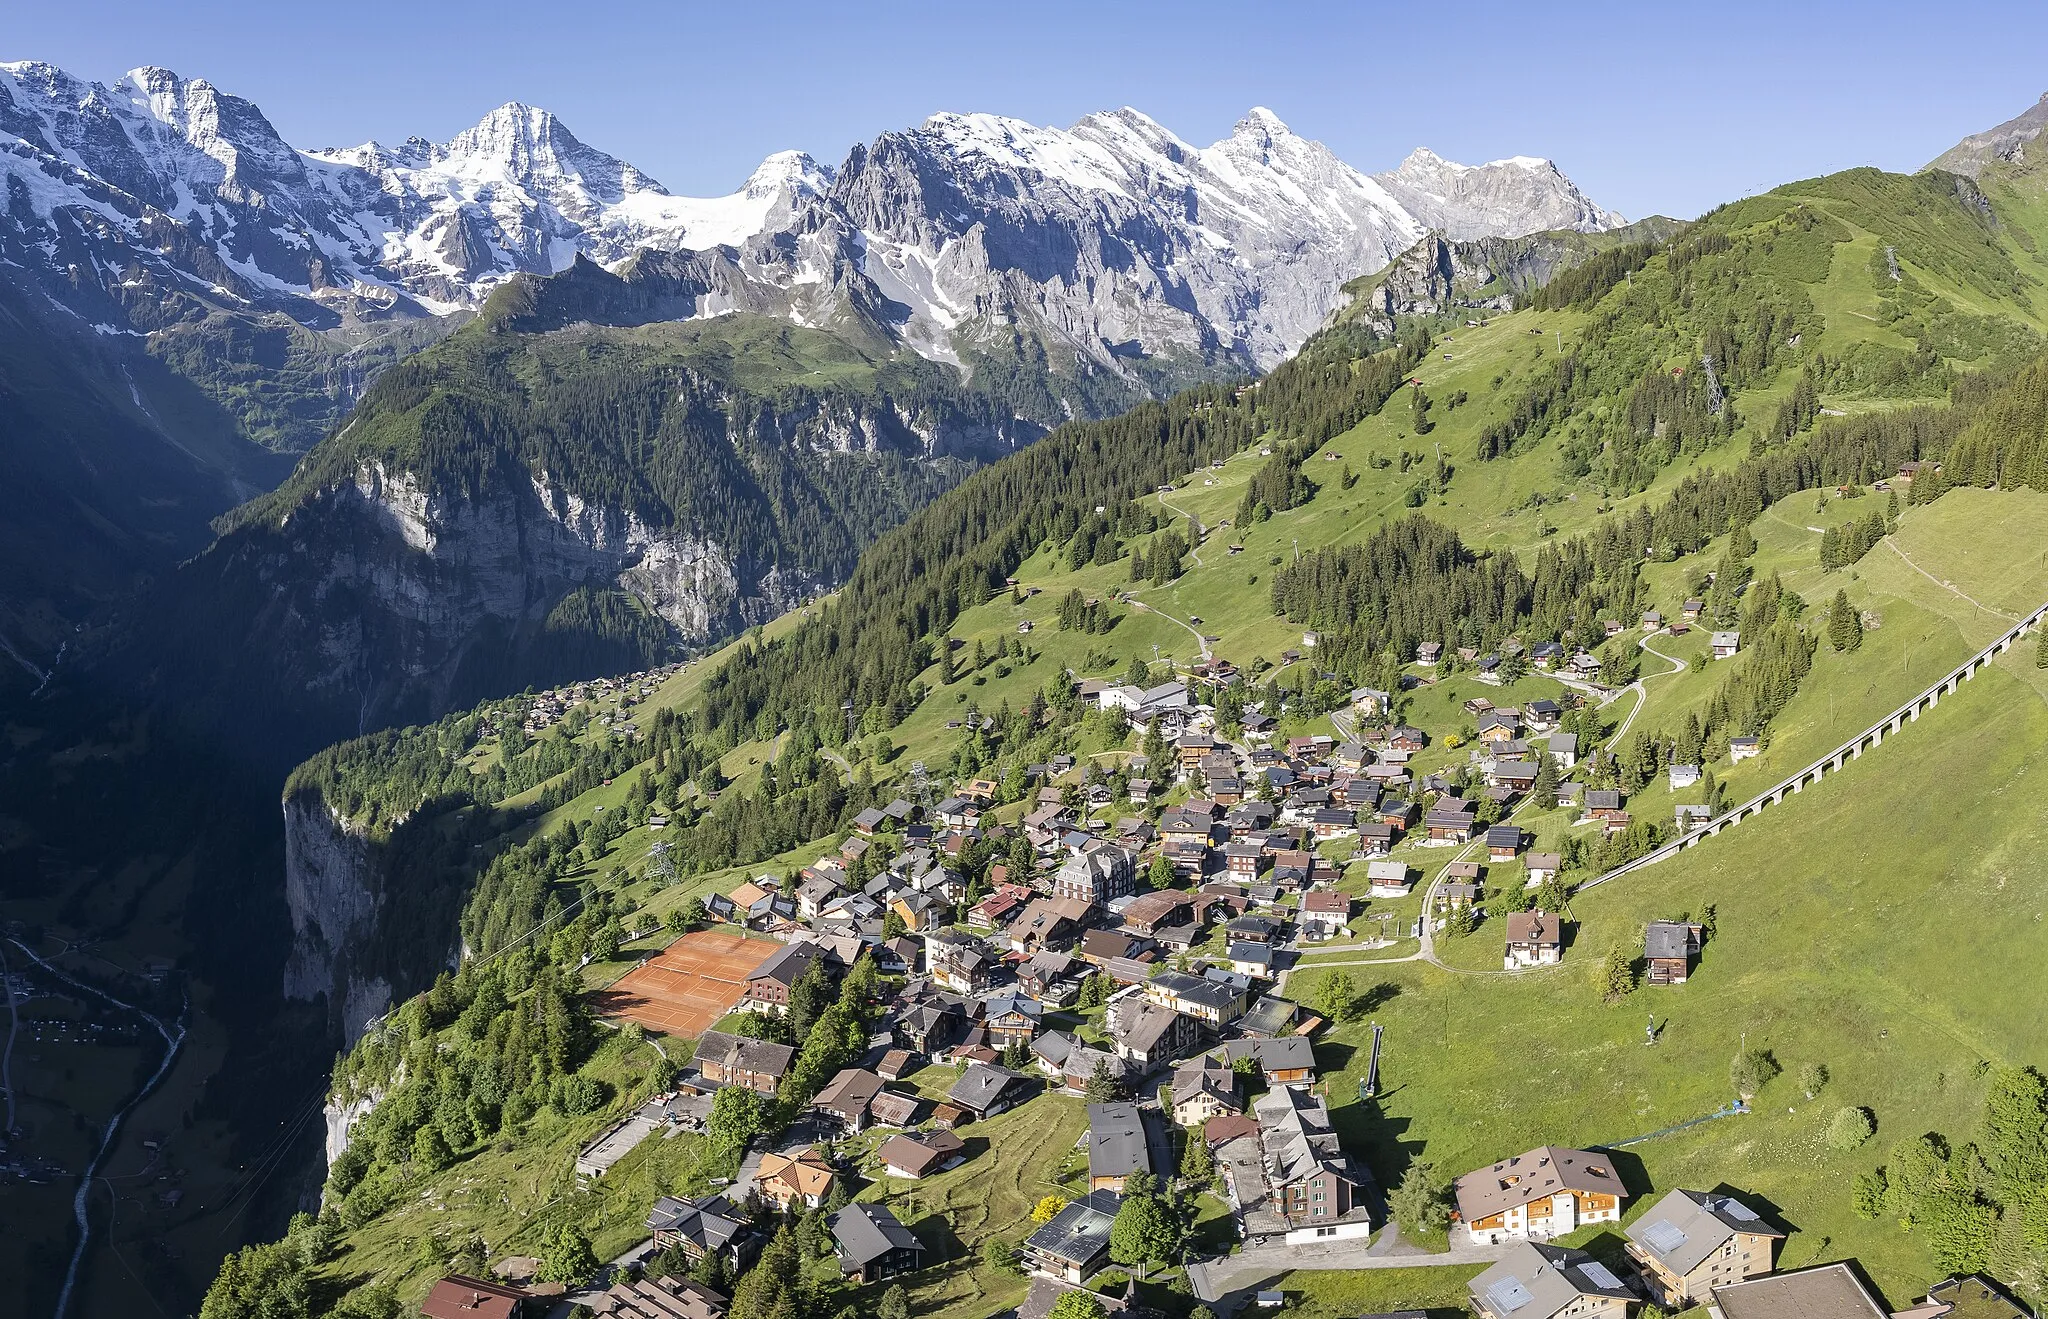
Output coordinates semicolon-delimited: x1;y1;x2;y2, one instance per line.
1330;218;1684;337
2;60;1624;411
2;60;1623;673
124;309;1025;755
1927;92;2048;178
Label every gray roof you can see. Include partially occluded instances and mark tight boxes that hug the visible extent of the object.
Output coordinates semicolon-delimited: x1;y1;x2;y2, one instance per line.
1470;1242;1636;1319
1225;1034;1315;1075
1023;1188;1121;1267
694;1030;796;1079
947;1063;1023;1114
1149;969;1241;1013
1644;920;1700;961
1238;996;1299;1037
1087;1102;1153;1181
1711;1263;1889;1319
647;1195;749;1253
830;1203;922;1266
1252;1086;1358;1189
1625;1188;1781;1275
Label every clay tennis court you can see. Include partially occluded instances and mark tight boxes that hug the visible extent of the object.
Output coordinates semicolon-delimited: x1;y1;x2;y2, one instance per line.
593;929;781;1037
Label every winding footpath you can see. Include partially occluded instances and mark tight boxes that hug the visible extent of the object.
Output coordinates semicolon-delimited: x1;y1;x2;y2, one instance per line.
7;939;186;1319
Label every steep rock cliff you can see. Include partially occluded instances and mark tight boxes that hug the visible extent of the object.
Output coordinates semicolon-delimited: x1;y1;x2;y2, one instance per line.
280;793;398;1043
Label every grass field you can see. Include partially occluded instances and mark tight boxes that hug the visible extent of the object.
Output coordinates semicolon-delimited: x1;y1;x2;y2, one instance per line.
1288;653;2048;1306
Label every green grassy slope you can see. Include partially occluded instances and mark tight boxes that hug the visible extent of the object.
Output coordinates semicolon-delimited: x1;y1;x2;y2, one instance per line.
1290;648;2048;1304
245;161;2048;1317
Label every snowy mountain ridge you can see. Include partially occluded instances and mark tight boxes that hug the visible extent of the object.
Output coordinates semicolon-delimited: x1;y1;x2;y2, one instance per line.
0;59;1625;405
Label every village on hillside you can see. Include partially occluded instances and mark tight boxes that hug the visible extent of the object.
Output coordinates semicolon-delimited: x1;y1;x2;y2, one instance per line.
399;625;2031;1319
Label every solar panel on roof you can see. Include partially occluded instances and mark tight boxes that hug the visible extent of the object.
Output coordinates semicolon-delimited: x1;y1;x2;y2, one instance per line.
1576;1262;1625;1290
1720;1198;1760;1221
1643;1219;1688;1254
1487;1279;1535;1313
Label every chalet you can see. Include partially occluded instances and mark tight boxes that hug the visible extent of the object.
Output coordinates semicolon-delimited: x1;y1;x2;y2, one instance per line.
587;1274;728;1319
1356;822;1396;856
1387;726;1427;753
1298;890;1351;939
1032;1031;1132;1096
1417;641;1443;666
756;1148;835;1211
925;930;997;993
811;1069;885;1131
1642;610;1664;632
1248;1087;1373;1243
1228;940;1278;978
875;1050;917;1083
1170;1053;1243;1126
1104;990;1204;1068
1079;928;1147;967
1424;808;1476;844
1503;911;1564;969
1377;799;1417;830
1584;789;1626;822
1221;913;1279;945
1468;1243;1635;1319
1366;860;1413;897
831;1204;925;1284
947;1063;1029;1120
1531;641;1565;671
967;884;1032;930
895;997;966;1055
1454;1145;1625;1245
422;1278;531;1319
1130;972;1232;1028
1477;713;1521;743
1007;897;1088;955
1526;698;1563;729
1625;1188;1783;1307
1222;841;1270;879
692;1031;794;1095
1490;761;1539;794
1523;853;1562;887
1730;736;1761;762
1238;995;1300;1039
851;807;888;837
1546;732;1579;769
1087;1102;1154;1193
1715;1264;1894;1319
1222;1035;1317;1089
1486;826;1524;862
1682;598;1705;620
1309;808;1358;841
1644;920;1704;985
1669;763;1702;790
647;1195;757;1272
1021;1189;1121;1283
982;992;1045;1047
1437;880;1480;910
1676;804;1713;831
875;1130;965;1179
1712;631;1741;659
1016;951;1086;1006
1570;650;1602;676
742;942;824;1016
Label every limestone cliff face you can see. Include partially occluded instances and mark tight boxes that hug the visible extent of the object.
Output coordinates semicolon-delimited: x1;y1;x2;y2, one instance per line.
280;793;397;1044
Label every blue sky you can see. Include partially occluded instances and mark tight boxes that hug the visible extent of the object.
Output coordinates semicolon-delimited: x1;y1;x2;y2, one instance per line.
11;0;2048;220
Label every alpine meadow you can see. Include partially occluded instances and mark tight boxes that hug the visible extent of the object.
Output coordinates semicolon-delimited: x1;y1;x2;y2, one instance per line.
5;21;2048;1319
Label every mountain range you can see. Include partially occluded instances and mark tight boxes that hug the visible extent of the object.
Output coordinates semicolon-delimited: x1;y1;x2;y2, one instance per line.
0;61;1622;384
0;58;1626;692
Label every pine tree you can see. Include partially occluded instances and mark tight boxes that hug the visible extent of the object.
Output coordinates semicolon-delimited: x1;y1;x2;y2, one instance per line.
1828;590;1863;652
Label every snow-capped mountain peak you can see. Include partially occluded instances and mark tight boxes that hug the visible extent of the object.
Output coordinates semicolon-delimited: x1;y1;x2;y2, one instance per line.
0;59;1627;397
